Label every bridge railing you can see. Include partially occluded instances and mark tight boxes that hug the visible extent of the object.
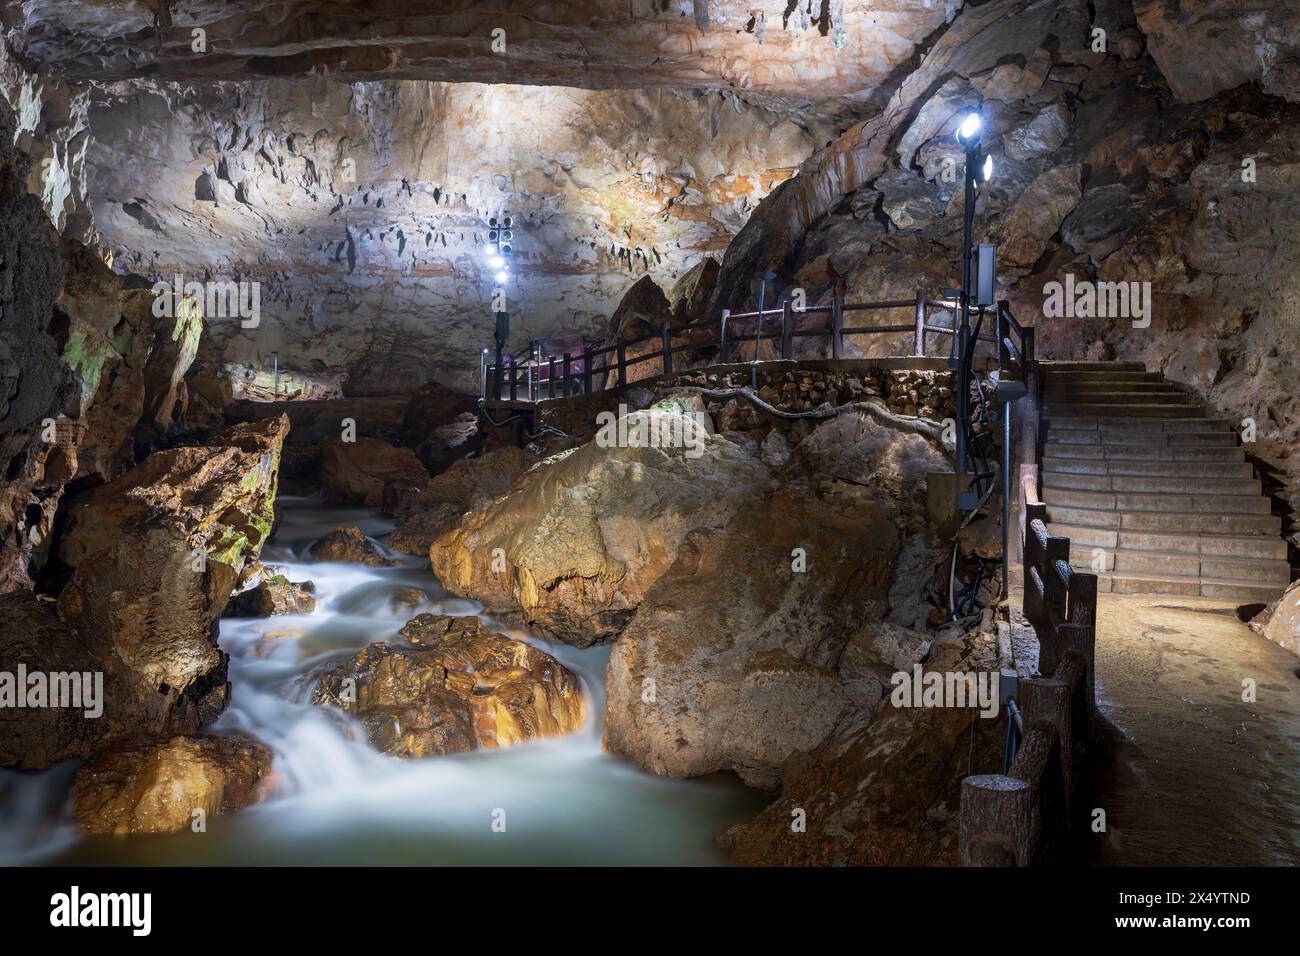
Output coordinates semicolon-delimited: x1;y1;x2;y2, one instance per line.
482;287;1000;404
957;504;1097;866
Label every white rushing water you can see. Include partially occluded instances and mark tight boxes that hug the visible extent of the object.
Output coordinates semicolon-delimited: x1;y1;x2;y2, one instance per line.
0;497;764;865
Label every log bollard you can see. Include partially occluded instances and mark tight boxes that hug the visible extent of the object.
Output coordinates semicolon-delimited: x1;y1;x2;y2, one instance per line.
959;774;1036;866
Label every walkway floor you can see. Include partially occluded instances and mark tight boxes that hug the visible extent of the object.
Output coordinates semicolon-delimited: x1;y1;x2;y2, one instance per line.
1089;594;1300;866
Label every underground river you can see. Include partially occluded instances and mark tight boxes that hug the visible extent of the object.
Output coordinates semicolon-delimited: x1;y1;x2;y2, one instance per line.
0;497;767;865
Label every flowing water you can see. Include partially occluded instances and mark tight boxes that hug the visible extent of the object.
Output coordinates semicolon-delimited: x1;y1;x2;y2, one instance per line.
0;497;767;865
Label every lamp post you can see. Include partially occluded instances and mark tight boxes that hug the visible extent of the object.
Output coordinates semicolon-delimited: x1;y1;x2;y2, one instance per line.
954;112;984;478
487;213;514;401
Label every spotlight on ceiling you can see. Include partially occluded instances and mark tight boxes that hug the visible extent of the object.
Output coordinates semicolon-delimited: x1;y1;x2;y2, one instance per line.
489;254;504;269
495;270;509;283
983;154;995;181
956;112;982;145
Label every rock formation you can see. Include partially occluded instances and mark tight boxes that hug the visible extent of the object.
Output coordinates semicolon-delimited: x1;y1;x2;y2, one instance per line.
306;526;398;567
390;445;538;555
71;79;830;394
227;570;317;617
603;412;948;787
0;415;287;769
73;734;273;836
431;408;769;646
1250;581;1300;656
319;435;427;506
311;614;585;757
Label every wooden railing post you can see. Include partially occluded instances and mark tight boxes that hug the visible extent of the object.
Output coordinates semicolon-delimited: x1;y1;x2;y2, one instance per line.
719;309;730;364
914;288;926;357
582;344;594;394
508;359;517;401
781;300;793;360
661;321;673;375
1019;676;1073;818
831;289;844;359
563;352;573;398
548;356;558;399
617;341;627;388
959;775;1035;866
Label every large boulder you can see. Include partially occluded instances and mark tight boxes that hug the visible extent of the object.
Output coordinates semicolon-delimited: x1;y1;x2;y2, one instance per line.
719;688;1004;865
667;257;720;327
306;526;396;567
319;435;427;506
397;381;481;474
1250;580;1300;657
603;479;905;788
226;571;317;617
390;445;537;556
608;274;671;341
311;614;585;757
20;415;291;767
601;413;945;788
72;734;273;835
430;409;768;647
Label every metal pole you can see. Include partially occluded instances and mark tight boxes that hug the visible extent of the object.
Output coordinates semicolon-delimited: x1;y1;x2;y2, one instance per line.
956;141;979;477
1003;397;1012;599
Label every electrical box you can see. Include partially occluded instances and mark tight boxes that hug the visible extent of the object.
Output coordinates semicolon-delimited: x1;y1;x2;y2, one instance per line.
976;244;997;306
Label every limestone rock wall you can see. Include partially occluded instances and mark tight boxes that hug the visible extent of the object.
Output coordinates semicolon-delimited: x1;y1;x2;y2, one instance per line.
704;0;1300;520
80;78;833;394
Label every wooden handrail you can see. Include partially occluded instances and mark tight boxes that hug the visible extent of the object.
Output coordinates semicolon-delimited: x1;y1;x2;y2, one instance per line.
958;499;1097;866
480;286;1008;403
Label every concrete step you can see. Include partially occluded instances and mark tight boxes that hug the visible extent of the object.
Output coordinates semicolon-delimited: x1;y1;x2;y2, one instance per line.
1042;370;1163;383
1084;570;1285;603
1045;417;1235;433
1045;504;1282;536
1044;472;1261;496
1043;456;1255;479
1044;390;1189;404
1044;381;1183;394
1065;544;1291;584
1046;428;1239;447
1043;403;1206;418
1038;361;1147;372
1043;442;1245;462
1043;486;1272;515
1048;522;1289;560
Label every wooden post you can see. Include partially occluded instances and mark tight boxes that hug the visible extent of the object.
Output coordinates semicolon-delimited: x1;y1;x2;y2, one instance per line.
563;352;573;398
831;289;844;359
508;359;517;401
781;300;793;360
617;341;627;388
548;356;558;399
959;775;1035;866
1005;724;1061;865
1023;504;1048;631
914;288;926;357
1019;677;1074;834
661;321;673;375
719;309;730;365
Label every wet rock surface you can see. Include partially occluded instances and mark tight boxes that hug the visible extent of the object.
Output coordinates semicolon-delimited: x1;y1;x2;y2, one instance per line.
2;415;290;767
227;571;317;618
311;614;586;758
431;408;768;647
72;734;273;836
306;526;397;567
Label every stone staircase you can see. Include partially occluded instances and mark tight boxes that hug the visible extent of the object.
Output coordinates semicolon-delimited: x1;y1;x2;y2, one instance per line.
1038;361;1292;604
